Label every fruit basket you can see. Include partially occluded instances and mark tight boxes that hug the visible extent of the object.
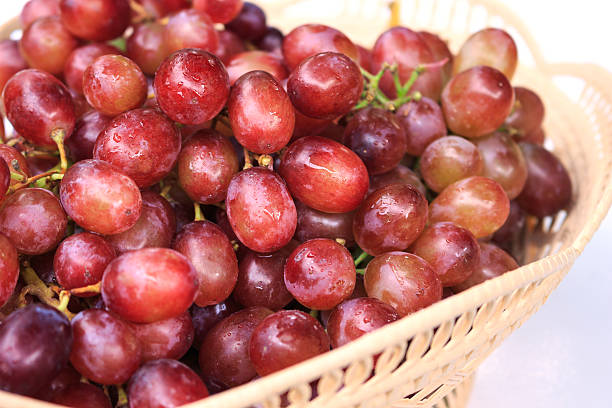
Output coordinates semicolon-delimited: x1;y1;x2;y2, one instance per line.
0;0;610;407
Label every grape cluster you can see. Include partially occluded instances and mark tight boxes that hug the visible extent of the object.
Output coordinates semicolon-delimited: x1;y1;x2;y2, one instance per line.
0;0;572;405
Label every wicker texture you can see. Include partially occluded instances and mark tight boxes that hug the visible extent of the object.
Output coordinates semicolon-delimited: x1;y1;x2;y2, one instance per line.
0;0;611;407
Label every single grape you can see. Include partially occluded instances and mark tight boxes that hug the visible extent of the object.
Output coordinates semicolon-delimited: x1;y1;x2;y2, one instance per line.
70;309;141;385
344;107;407;175
319;276;367;327
199;307;272;387
364;252;442;316
0;40;28;93
287;52;363;120
128;359;209;407
19;16;78;76
64;44;122;95
226;50;288;85
60;160;142;235
60;0;130;41
255;26;283;55
216;30;246;64
454;28;518;79
34;364;81;402
452;242;518;292
294;201;355;246
492;200;526;254
516;143;572;217
441;66;514;138
429;176;510;238
126;22;166;76
327;297;400;348
21;0;60;27
226;167;297;253
66;111;111;162
396;96;447;156
193;0;243;23
69;88;92;117
279;136;369;213
0;160;9;197
417;31;453;84
409;222;480;286
353;184;428;256
54;232;116;295
368;164;426;196
0;304;72;396
282;24;358;70
191;299;241;349
164;9;219;54
173;221;239;307
249;310;330;376
520;127;546;145
3;69;75;148
52;383;112;408
129;311;194;362
0;234;18;308
505;87;546;137
229;71;294;154
154;49;230;125
225;2;267;41
138;0;189;17
292;109;332;140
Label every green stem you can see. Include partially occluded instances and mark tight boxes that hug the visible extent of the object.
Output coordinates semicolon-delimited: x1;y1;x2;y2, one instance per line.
309;310;319;319
10;171;25;182
354;251;369;267
194;202;205;221
356;268;366;276
50;128;68;172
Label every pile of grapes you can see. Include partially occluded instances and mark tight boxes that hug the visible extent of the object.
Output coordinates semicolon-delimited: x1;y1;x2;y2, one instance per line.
0;0;573;406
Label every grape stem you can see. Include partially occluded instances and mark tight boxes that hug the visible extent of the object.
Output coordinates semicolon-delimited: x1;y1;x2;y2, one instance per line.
10;171;25;182
194;202;205;221
356;268;366;276
116;385;128;407
309;310;319;319
19;262;74;319
50;128;68;173
70;281;102;296
243;147;253;170
255;154;273;169
354;251;370;267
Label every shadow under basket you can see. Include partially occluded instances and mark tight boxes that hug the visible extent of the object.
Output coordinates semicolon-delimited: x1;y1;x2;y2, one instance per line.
1;0;611;407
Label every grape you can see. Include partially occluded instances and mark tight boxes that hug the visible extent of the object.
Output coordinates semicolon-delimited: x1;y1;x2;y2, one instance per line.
0;160;9;197
368;164;426;196
292;110;332;140
319;276;367;328
70;309;141;384
64;44;122;95
504;87;546;137
474;132;527;199
102;248;198;323
294;201;355;246
226;50;288;85
199;307;272;387
516;143;572;217
492;200;526;254
353;184;428;255
441;66;514;138
126;22;167;76
191;299;241;349
164;9;219;54
106;191;176;254
93;108;181;187
69;88;92;117
3;69;75;148
284;238;356;310
454;28;518;80
429;176;510;238
396;96;447;156
52;383;112;408
521;127;546;145
0;40;28;93
154;49;230;125
356;45;373;73
452;242;518;292
128;359;209;407
66;111;111;162
59;0;131;41
60;160;142;235
417;31;453;84
282;24;358;70
0;188;67;255
0;147;29;187
226;2;267;41
327;297;400;348
420;135;483;193
193;0;243;23
0;304;72;396
21;0;60;28
173;221;239;307
249;310;330;376
344;107;407;175
54;232;116;295
35;364;81;402
129;311;194;362
19;16;77;76
364;252;442;316
287;52;363;120
226;167;297;253
177;129;238;204
216;30;246;64
409;222;480;286
0;234;18;308
255;27;283;55
229;71;295;154
371;27;443;100
279;136;369;213
138;0;189;18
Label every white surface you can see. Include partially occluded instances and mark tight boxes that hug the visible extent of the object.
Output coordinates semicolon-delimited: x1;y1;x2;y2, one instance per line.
3;1;611;407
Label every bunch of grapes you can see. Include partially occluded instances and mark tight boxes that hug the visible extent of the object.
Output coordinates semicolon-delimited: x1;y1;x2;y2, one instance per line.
0;0;572;406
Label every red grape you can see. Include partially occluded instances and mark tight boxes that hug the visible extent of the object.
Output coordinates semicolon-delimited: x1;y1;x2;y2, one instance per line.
0;234;18;308
52;383;111;408
356;45;373;73
0;160;8;197
441;66;514;138
199;307;272;387
70;309;141;385
521;127;546;145
21;0;60;28
364;252;442;316
225;2;267;41
294;201;355;246
215;30;246;64
229;70;295;154
154;49;230;125
191;299;241;349
429;176;510;238
0;40;28;93
255;27;283;55
454;28;518;79
0;146;28;187
249;310;330;376
452;242;518;292
35;364;81;402
66;111;111;162
129;311;194;362
64;44;122;95
353;184;428;256
193;0;243;24
138;0;189;18
226;167;297;253
279;136;369;213
60;160;142;235
368;164;426;196
126;22;167;76
292;109;331;140
164;9;219;54
505;87;545;137
173;221;239;307
287;52;363;120
60;0;131;41
396;96;447;156
417;31;453;84
226;50;288;85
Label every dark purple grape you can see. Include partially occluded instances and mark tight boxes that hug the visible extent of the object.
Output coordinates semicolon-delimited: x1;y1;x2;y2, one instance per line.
396;96;447;156
256;26;283;54
66;111;111;162
215;29;246;64
225;2;267;41
368;164;426;196
452;242;518;292
294;201;355;246
492;200;526;254
191;299;241;349
52;383;112;408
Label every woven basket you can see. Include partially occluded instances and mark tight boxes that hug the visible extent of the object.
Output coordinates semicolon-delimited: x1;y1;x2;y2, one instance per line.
0;0;611;407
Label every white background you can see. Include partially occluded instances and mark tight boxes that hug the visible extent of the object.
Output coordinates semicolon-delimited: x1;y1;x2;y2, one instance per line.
2;1;610;407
